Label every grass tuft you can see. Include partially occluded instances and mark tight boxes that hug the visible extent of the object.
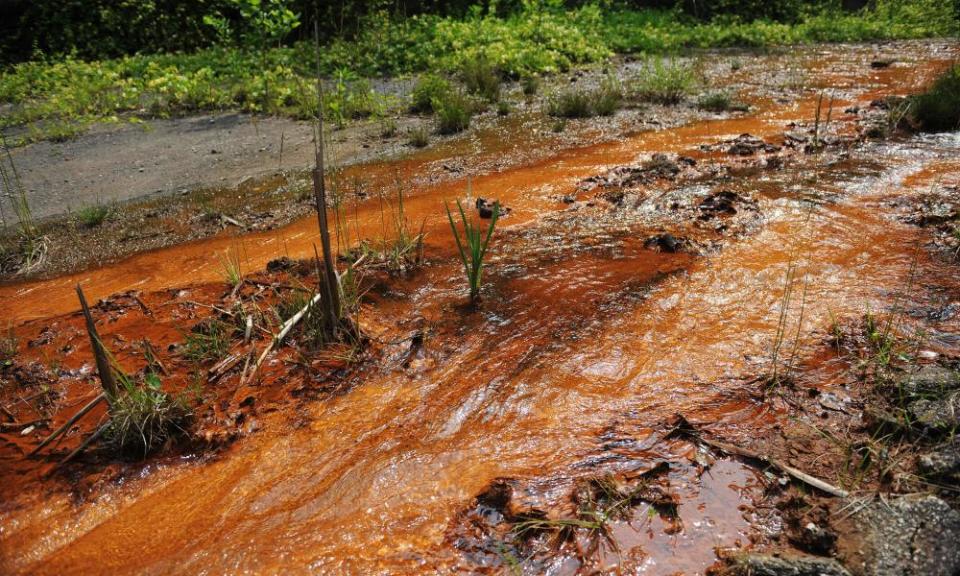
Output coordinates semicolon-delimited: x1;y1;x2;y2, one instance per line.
461;55;501;102
107;371;191;457
183;318;233;363
407;125;430;147
631;57;697;104
76;203;111;228
434;90;474;134
909;64;960;132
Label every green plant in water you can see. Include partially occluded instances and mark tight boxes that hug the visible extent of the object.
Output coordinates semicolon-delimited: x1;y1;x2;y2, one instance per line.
217;245;243;288
107;370;191;457
0;325;17;367
445;194;499;303
909;63;960;132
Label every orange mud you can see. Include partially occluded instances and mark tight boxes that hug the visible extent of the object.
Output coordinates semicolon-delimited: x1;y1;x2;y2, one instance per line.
2;42;960;575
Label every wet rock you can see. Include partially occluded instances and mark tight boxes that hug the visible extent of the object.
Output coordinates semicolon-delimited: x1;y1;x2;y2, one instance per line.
871;59;894;69
266;256;297;272
699;190;744;218
896;365;960;398
723;553;851;576
908;391;960;430
917;438;960;482
644;233;681;253
577;153;685;192
475;198;509;219
727;134;780;156
837;494;960;576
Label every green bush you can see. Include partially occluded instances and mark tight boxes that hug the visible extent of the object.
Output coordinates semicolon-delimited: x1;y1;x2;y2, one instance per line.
910;64;960;132
547;88;593;118
410;74;452;113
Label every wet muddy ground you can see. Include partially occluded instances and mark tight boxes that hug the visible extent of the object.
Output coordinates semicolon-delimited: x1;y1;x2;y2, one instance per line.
2;40;960;575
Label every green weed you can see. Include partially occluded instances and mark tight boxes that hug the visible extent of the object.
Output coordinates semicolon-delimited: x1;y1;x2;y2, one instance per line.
217;245;243;288
521;74;540;96
909;64;960;132
446;194;499;303
546;88;592;118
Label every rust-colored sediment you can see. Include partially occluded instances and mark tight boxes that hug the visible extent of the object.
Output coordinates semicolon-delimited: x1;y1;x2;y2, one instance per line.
2;42;959;575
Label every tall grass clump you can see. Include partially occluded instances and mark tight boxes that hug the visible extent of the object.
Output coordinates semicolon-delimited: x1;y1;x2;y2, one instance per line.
908;64;960;132
547;75;622;118
631;57;698;104
183;319;233;363
0;130;45;273
461;55;501;102
217;245;244;288
446;196;499;303
434;90;474;134
107;370;191;457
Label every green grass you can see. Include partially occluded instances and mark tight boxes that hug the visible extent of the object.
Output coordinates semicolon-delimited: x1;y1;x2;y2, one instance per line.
434;90;474;135
631;57;699;105
76;203;111;228
217;246;243;288
446;195;499;303
107;371;191;457
697;91;748;112
0;326;16;367
182;318;233;363
909;64;960;132
546;75;622;118
407;125;430;147
0;1;956;144
461;55;501;102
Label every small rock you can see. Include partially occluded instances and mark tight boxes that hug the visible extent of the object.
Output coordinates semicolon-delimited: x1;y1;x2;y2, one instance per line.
871;59;894;69
724;552;851;576
837;495;960;576
21;425;34;436
917;350;939;360
644;233;680;253
475;197;509;219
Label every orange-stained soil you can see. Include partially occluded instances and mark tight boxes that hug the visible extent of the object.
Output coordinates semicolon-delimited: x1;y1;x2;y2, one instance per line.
2;41;960;575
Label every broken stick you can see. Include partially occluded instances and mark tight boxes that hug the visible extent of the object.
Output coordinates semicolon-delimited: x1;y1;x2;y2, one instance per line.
241;292;322;385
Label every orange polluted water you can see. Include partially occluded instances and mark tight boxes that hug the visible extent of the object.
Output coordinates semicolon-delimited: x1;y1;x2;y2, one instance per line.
3;44;960;575
0;47;954;324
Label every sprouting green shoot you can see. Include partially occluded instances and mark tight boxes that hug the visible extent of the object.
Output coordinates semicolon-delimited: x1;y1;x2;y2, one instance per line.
445;197;499;303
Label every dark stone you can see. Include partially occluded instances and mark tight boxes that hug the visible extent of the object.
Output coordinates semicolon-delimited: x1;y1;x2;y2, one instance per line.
918;438;960;482
699;190;742;217
645;233;680;253
475;197;508;219
895;366;960;398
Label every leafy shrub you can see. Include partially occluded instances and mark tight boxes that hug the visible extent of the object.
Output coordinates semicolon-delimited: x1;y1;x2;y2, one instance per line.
410;74;452;113
631;58;698;104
